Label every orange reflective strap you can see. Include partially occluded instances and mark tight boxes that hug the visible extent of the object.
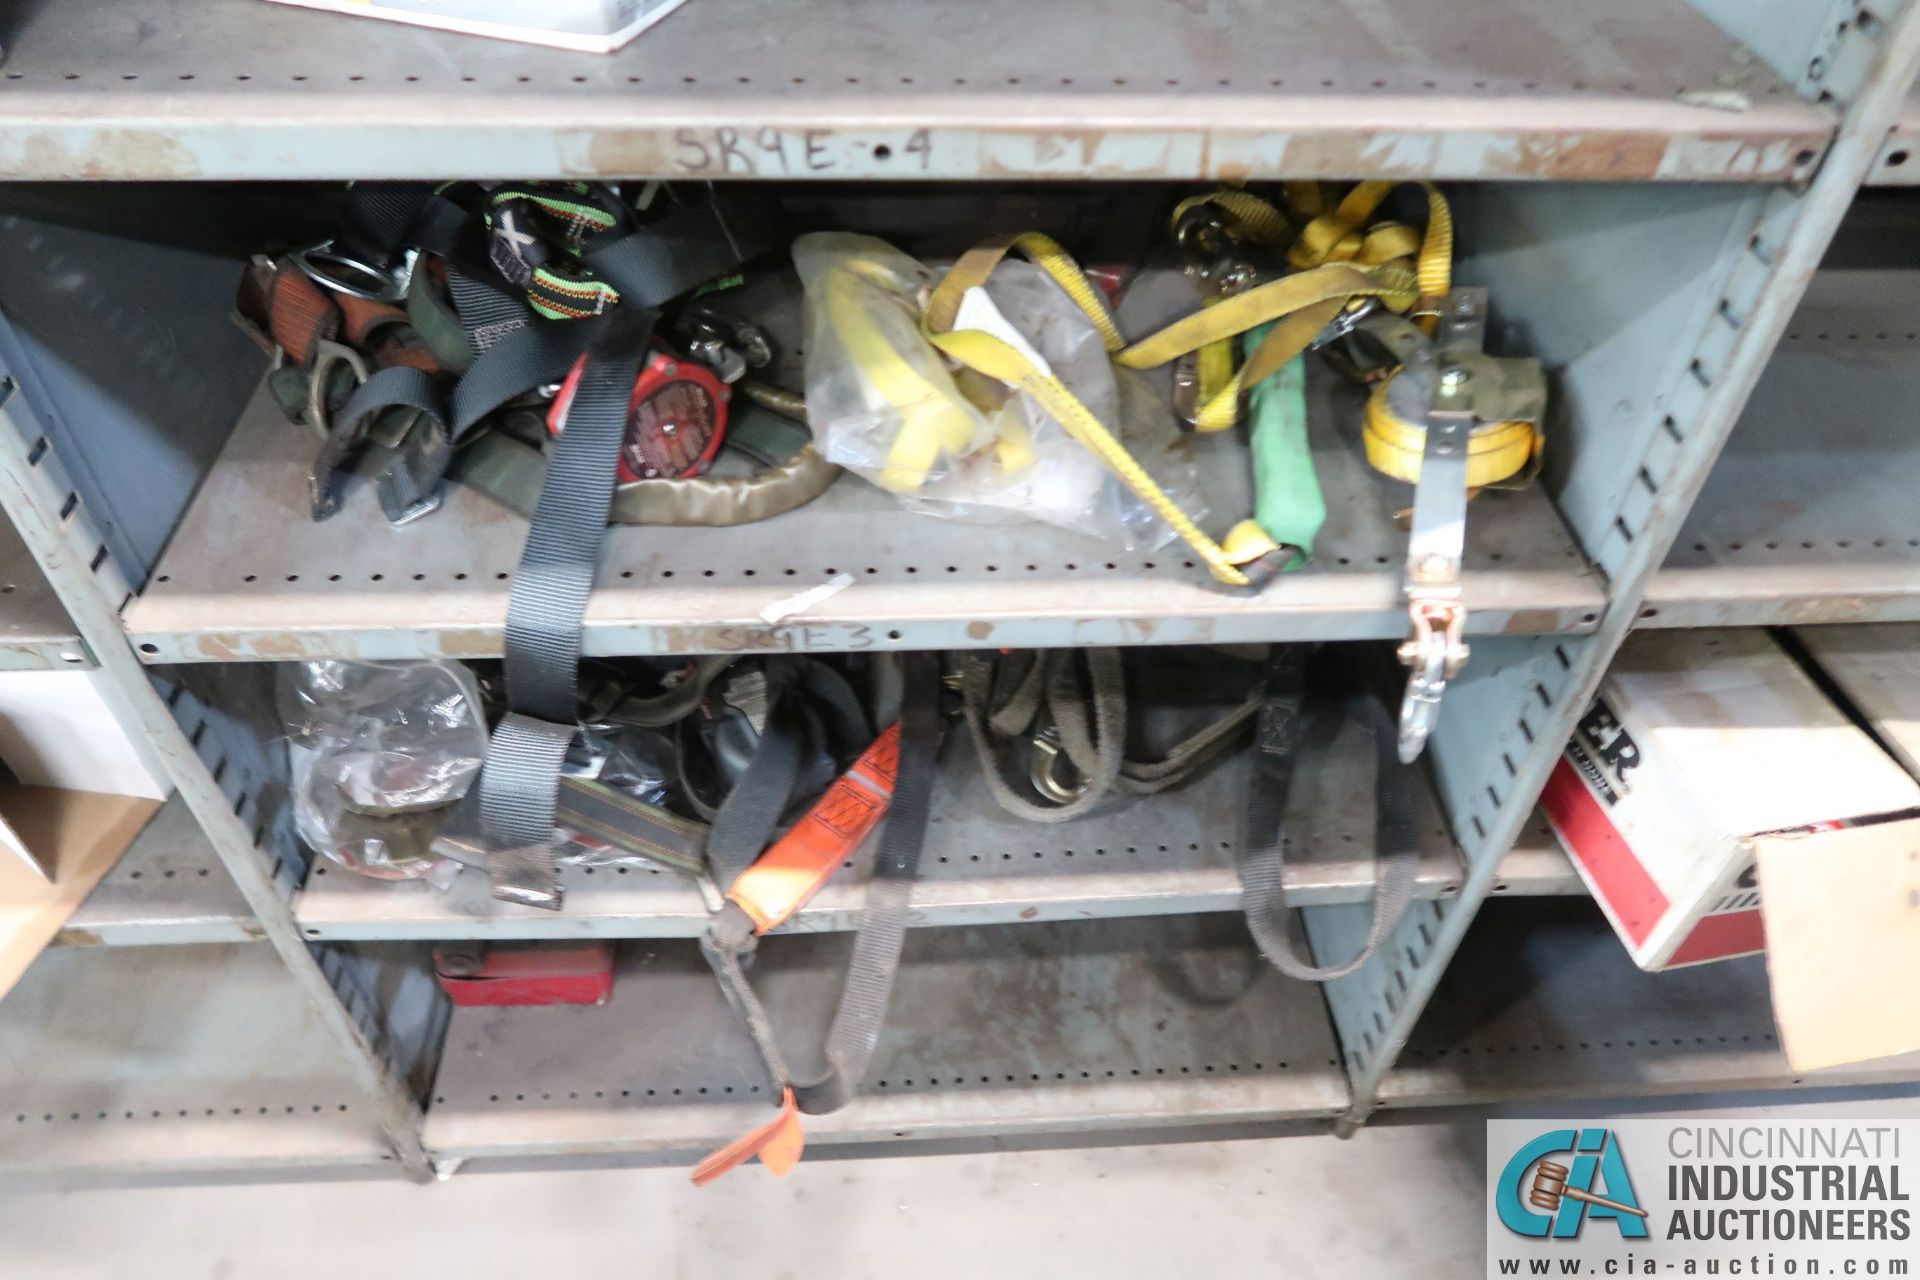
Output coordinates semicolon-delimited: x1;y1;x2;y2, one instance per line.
727;723;901;934
691;1087;805;1185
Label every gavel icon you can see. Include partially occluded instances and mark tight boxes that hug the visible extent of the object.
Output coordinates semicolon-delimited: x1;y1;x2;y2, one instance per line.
1529;1161;1650;1219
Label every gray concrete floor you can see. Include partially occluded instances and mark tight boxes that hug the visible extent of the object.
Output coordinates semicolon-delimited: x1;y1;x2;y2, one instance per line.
0;1098;1911;1278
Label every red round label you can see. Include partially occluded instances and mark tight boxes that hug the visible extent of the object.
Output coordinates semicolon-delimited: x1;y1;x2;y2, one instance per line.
620;378;720;482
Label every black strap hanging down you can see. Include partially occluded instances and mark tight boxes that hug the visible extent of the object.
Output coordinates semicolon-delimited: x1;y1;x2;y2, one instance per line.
699;651;942;1115
479;310;653;909
690;658;870;889
1237;646;1421;981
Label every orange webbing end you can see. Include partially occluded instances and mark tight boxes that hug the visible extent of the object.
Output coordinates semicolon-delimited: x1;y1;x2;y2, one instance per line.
691;1087;805;1185
727;723;901;934
268;268;340;367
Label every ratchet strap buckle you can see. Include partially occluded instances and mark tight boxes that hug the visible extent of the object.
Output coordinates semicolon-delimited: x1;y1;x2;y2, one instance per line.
1396;596;1468;764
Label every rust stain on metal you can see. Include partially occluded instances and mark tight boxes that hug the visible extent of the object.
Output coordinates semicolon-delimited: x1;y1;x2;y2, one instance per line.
53;927;103;947
1785;597;1870;625
578;130;678;177
434;629;508;658
242;923;268;940
1491;133;1672;181
1497;608;1566;634
19;131;200;180
195;634;245;662
965;621;994;641
1282;130;1707;182
195;632;326;661
244;633;324;660
1019;906;1040;920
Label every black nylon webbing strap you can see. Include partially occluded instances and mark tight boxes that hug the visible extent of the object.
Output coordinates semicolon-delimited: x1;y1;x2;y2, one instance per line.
585;193;778;301
317;365;446;522
478;310;653;909
699;652;942;1116
699;659;870;890
702;699;805;891
1237;647;1421;982
501;311;652;723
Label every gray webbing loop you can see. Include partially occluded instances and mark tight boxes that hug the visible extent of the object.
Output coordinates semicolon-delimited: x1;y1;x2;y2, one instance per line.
1237;646;1421;982
957;649;1260;823
699;651;942;1116
477;312;652;908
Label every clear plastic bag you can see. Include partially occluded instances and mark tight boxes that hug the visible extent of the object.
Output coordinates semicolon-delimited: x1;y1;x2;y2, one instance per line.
554;722;683;869
795;231;1201;548
279;660;486;884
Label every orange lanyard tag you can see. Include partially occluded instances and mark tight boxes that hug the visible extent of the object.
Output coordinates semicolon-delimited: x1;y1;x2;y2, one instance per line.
691;1087;805;1185
727;722;901;934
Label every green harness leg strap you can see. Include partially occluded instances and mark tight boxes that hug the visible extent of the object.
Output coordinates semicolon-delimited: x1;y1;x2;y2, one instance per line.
1244;323;1324;567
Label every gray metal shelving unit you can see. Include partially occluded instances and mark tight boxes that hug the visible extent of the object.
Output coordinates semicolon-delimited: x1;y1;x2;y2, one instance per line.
0;0;1834;184
123;377;1603;663
56;797;258;948
1643;263;1920;628
0;508;88;669
1377;901;1920;1112
0;943;400;1179
2;0;1919;1182
426;915;1351;1165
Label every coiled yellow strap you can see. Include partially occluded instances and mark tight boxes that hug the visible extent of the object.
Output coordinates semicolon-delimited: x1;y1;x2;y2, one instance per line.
924;232;1286;587
1361;370;1541;487
822;258;981;494
1290;180;1454;310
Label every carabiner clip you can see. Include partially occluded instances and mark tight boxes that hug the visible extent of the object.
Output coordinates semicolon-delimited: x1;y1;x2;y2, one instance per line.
1395;599;1468;763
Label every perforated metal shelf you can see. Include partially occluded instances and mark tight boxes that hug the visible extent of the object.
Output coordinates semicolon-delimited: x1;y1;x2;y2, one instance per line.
55;796;258;947
126;370;1602;663
0;0;1827;183
1643;268;1920;629
422;913;1348;1161
0;496;88;670
1867;82;1920;184
1377;899;1920;1110
294;715;1578;940
0;943;397;1176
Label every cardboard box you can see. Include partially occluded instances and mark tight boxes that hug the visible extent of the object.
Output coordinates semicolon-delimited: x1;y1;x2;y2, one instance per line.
1764;624;1920;1071
0;670;173;998
0;787;161;999
1542;629;1920;971
256;0;693;53
0;669;173;827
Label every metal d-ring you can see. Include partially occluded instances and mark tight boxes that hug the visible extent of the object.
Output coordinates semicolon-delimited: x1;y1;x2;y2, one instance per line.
290;242;412;303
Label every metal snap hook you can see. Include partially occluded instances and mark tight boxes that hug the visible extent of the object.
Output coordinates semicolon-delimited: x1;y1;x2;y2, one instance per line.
1029;725;1087;805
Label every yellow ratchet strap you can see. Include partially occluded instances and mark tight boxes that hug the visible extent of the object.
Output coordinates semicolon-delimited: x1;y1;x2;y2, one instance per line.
1290;181;1455;319
1362;371;1540;487
922;232;1280;588
1169;190;1288;423
1171;189;1294;246
1118;262;1419;432
822;257;980;494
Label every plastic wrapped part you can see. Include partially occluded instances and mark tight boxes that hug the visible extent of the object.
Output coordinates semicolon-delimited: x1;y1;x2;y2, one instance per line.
278;659;485;884
795;232;1202;548
554;722;683;869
